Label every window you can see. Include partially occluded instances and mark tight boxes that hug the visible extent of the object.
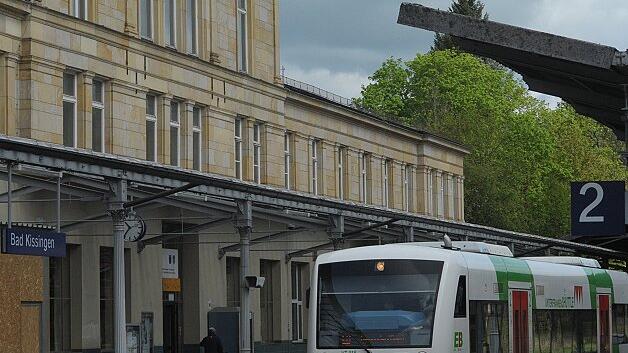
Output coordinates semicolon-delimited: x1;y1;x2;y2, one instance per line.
234;117;243;179
236;0;248;72
317;259;443;349
63;72;77;147
453;176;459;219
284;132;292;189
359;153;369;203
614;304;628;344
260;260;277;342
531;310;597;353
454;276;466;318
291;263;305;342
382;160;390;208
253;123;262;184
402;165;413;212
448;174;455;218
469;302;509;353
145;94;157;161
186;0;198;54
164;0;176;47
226;257;240;308
311;140;319;195
140;0;153;40
73;0;88;19
193;107;202;171
50;256;71;353
426;169;433;215
92;79;105;152
438;172;445;218
170;101;180;166
337;147;346;200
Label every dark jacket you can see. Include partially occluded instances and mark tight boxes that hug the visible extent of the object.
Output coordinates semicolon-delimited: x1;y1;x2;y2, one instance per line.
200;332;224;353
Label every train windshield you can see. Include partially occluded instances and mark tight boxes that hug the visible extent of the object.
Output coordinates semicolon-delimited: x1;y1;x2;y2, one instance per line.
317;259;443;349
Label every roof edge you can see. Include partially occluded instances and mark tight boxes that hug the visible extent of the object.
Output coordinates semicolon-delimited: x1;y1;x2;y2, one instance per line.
284;84;470;155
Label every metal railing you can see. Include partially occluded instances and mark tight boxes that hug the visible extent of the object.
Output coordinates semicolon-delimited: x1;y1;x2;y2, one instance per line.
282;76;357;108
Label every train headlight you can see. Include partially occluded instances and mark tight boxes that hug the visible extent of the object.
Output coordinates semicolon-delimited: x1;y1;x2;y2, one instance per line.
376;261;385;272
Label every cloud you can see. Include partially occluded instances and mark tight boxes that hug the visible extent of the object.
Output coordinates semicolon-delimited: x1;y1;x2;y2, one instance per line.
281;0;626;102
283;66;370;99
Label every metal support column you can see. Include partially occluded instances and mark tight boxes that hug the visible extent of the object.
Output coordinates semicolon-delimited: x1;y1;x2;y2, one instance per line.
622;85;628;166
56;173;62;232
234;199;253;353
107;179;128;353
328;214;344;250
7;162;12;227
402;226;415;243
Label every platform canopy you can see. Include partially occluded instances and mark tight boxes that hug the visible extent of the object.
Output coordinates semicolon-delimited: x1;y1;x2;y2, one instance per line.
398;3;628;140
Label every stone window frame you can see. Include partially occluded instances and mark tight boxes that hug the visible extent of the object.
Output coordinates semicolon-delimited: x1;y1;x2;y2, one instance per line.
186;0;199;55
234;117;243;180
382;159;390;208
145;94;158;162
311;139;320;195
337;146;346;200
91;79;105;153
139;0;154;41
169;100;181;167
283;131;292;190
236;0;249;73
252;122;263;184
359;152;369;204
164;0;177;48
62;72;78;148
192;106;202;171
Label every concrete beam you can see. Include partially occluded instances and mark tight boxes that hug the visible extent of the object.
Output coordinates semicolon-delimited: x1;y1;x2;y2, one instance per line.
397;2;620;69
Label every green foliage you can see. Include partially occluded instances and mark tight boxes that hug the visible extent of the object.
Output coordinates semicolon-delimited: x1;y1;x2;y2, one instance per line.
432;0;489;51
357;50;627;237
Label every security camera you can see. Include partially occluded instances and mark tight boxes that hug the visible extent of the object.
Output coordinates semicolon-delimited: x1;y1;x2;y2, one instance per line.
245;276;265;288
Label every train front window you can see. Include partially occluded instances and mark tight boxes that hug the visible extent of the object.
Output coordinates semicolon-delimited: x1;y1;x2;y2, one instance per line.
317;260;443;349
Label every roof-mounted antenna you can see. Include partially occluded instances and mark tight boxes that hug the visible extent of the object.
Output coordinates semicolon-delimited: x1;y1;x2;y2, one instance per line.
443;234;453;249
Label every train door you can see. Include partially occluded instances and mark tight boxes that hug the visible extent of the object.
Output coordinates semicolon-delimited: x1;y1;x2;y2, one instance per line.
510;290;531;353
598;294;612;353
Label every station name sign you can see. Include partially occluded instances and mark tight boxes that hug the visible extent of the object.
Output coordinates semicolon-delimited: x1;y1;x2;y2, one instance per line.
2;226;66;257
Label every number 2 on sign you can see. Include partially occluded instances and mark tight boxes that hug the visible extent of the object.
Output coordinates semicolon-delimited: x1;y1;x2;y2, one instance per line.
579;183;604;223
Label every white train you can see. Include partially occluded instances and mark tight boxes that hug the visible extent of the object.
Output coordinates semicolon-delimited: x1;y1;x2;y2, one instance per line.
307;241;628;353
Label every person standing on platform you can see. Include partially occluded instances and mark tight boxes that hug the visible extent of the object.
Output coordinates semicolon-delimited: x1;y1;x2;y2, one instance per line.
200;327;224;353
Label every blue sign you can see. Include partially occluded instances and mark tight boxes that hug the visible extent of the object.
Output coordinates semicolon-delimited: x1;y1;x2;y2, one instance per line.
571;181;626;237
2;227;66;257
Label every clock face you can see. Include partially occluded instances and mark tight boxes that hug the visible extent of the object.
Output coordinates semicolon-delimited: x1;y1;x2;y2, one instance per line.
124;212;146;242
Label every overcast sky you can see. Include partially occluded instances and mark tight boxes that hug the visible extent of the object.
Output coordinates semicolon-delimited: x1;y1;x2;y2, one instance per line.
280;0;628;100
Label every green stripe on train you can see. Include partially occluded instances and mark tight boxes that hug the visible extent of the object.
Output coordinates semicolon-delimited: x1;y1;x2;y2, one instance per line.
583;268;614;309
488;255;535;306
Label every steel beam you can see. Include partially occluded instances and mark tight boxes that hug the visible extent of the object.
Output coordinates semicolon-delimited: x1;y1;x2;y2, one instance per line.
0;185;40;202
123;182;200;208
0;136;624;259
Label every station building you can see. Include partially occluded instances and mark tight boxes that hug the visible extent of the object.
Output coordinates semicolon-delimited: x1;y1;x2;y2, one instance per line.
0;1;469;353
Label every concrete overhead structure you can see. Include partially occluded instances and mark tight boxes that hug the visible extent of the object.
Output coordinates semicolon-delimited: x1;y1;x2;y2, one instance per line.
398;2;628;141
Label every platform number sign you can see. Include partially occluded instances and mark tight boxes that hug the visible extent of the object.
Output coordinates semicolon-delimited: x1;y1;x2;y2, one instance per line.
571;181;625;237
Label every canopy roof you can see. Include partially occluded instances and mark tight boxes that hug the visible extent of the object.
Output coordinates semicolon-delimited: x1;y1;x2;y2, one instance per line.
398;3;628;140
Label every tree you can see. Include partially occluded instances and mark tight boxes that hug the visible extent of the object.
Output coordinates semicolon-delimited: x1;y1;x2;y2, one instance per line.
432;0;489;51
356;50;627;237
